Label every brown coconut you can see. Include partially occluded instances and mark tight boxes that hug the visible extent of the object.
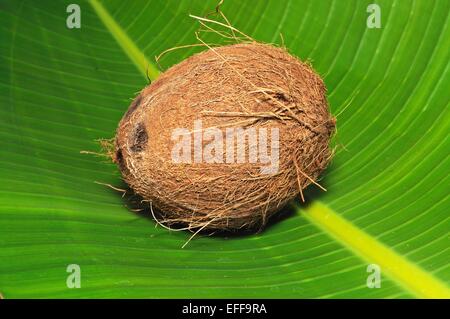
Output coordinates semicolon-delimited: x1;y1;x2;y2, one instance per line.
113;43;335;231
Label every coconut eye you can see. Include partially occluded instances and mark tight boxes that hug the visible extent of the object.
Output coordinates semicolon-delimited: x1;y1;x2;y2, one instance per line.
129;122;148;153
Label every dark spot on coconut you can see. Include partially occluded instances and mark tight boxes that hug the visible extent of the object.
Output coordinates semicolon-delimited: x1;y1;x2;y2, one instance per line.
273;92;289;102
115;148;129;174
326;117;336;135
115;148;123;165
130;122;148;152
124;94;142;120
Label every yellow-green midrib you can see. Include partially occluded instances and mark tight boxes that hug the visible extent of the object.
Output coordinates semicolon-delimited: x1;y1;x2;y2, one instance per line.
301;202;450;299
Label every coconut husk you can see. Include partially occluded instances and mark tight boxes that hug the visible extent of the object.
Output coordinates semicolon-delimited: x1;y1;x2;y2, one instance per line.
113;43;335;232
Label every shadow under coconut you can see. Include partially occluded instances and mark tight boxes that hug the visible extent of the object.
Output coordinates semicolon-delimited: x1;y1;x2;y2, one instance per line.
113;173;331;240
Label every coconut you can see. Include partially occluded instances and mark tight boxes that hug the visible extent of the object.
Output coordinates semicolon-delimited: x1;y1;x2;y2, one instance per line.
113;43;335;232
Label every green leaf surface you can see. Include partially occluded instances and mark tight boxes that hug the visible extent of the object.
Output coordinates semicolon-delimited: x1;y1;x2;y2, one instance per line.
0;0;449;298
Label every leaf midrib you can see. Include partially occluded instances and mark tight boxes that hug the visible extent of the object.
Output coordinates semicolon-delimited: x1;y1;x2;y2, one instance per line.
88;0;159;80
300;202;450;298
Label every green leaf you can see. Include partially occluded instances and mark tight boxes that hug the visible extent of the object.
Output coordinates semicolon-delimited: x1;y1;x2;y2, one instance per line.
0;0;448;298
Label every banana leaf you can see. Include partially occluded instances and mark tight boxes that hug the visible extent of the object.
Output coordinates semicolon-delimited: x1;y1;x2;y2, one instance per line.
0;0;448;298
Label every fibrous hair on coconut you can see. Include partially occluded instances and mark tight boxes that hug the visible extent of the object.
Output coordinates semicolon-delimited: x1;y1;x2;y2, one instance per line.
110;14;336;236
